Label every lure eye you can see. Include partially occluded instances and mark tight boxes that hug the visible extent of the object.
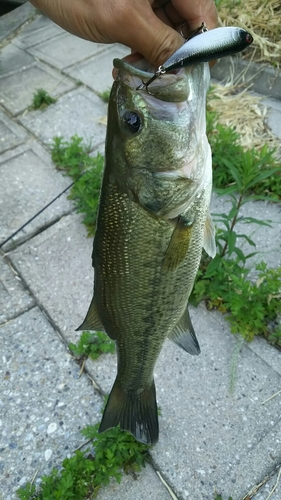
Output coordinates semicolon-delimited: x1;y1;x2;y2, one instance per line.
122;111;142;133
246;33;253;44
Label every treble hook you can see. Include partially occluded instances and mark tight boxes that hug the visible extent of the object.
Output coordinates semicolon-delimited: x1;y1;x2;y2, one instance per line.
136;66;166;92
181;21;208;40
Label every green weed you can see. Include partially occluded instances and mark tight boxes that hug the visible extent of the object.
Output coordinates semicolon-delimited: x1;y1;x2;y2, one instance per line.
69;331;115;360
191;260;281;345
51;135;93;180
190;153;281;346
190;121;281;346
207;109;281;199
51;136;104;235
214;495;233;500
193;108;281;346
97;89;111;103
17;425;150;499
31;88;56;110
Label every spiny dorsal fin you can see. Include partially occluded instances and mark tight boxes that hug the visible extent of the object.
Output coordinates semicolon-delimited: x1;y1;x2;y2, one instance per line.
76;297;105;332
203;212;216;258
169;307;200;355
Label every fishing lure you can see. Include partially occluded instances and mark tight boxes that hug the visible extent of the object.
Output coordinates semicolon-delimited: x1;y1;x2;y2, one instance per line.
137;26;253;90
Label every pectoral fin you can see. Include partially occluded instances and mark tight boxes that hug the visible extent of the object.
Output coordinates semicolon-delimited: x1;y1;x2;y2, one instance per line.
162;216;193;271
203;212;216;258
76;296;105;332
169;307;200;355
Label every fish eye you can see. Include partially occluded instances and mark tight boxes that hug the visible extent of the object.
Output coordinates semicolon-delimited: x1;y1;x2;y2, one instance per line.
122;111;142;133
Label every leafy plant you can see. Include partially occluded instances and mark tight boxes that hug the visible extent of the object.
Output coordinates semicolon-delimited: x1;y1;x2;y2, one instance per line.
191;121;281;346
67;163;103;235
214;495;233;500
51;135;94;180
69;331;115;360
17;425;150;499
228;262;281;343
51;136;104;235
81;424;150;475
31;88;56;110
206;109;281;199
97;89;111;103
17;484;36;500
191;260;281;345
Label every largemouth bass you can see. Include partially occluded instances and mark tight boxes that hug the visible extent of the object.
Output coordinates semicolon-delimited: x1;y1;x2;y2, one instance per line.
78;58;216;445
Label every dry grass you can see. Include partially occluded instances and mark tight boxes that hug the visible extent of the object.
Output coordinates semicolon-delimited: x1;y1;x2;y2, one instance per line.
207;78;280;152
217;0;281;65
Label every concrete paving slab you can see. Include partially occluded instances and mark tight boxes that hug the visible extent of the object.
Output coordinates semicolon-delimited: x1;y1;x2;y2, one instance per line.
66;45;129;93
0;142;73;248
8;213;281;499
97;464;172;500
0;306;102;500
0;43;34;76
151;308;281;500
0;253;34;324
3;232;173;500
211;306;281;379
1;20;281;499
0;109;29;153
19;87;107;147
254;466;281;500
28;31;109;71
12;14;65;49
262;97;281;139
247;336;281;378
8;213;94;343
89;311;281;500
13;12;52;34
0;3;36;44
0;62;76;115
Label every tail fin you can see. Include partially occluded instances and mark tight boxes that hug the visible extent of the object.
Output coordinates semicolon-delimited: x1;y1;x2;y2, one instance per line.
99;378;159;445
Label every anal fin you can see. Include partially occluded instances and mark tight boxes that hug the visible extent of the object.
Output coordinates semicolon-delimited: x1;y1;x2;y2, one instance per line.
76;296;105;332
169;307;200;355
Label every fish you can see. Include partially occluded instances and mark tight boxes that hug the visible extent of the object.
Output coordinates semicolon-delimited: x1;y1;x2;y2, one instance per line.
140;26;253;89
77;57;216;445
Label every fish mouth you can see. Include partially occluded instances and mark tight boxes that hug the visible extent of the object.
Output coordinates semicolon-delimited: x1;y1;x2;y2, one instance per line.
113;57;156;81
113;57;189;102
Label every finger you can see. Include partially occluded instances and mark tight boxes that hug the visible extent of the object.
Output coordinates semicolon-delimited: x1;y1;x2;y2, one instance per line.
113;2;184;68
153;7;174;28
164;3;185;25
171;0;218;33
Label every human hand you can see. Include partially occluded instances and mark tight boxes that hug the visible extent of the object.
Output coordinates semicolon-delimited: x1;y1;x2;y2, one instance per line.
29;0;217;67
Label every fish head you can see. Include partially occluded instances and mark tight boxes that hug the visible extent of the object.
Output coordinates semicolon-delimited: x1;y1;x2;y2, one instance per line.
106;58;211;185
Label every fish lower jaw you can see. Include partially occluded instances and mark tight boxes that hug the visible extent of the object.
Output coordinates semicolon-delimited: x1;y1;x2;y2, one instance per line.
154;158;196;181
